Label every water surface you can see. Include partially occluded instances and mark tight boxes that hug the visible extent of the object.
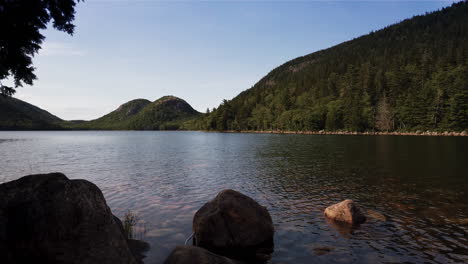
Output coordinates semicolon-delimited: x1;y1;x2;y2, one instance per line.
0;131;467;263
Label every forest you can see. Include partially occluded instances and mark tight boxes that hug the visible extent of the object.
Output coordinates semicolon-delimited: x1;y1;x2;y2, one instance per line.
185;2;468;132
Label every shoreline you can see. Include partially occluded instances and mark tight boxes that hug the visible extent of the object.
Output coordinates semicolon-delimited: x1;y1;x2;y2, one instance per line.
0;129;467;136
200;130;468;137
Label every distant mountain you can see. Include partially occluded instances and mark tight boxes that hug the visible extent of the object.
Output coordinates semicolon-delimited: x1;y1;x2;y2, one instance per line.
0;96;63;130
73;96;201;130
72;99;151;129
188;1;468;132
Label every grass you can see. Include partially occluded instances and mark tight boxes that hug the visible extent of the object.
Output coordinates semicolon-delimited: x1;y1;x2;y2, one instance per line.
123;210;138;239
123;210;148;240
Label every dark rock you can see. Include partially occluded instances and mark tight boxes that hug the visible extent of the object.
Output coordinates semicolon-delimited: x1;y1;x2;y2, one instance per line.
164;246;245;264
0;173;138;264
324;199;366;225
128;239;150;262
112;214;150;263
193;189;274;262
113;214;126;235
366;209;387;222
312;246;334;256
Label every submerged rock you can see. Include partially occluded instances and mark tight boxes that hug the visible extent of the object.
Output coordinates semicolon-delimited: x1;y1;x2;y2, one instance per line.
0;173;139;264
193;189;274;262
164;246;245;264
312;246;334;256
324;199;366;225
366;209;387;222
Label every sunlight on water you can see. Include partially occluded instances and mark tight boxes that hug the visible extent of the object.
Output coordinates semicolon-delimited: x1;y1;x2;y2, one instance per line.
1;131;467;263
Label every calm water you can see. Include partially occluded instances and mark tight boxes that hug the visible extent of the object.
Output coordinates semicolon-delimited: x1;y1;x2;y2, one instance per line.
1;131;467;264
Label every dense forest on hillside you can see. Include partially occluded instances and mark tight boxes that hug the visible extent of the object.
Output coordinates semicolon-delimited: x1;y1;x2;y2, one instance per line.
185;2;468;132
71;96;201;130
0;96;63;130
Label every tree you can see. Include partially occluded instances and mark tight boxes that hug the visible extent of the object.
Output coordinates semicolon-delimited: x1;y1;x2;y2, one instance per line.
0;0;83;96
448;90;468;130
375;94;393;131
183;2;468;132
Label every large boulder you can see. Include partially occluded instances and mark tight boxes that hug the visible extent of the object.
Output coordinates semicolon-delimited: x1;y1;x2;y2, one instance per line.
0;173;138;264
324;199;366;225
193;189;274;262
164;246;244;264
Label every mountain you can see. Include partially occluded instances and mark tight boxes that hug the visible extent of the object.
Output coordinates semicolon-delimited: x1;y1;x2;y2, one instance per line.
0;96;63;130
71;99;151;129
187;1;468;132
73;96;201;130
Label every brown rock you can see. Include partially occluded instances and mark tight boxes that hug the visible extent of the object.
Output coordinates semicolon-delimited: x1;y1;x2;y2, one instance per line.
193;189;274;262
164;246;244;264
366;209;387;222
312;246;334;256
0;173;138;264
324;199;366;225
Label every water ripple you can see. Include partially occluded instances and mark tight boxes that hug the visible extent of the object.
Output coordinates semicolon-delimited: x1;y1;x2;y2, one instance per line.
0;131;467;264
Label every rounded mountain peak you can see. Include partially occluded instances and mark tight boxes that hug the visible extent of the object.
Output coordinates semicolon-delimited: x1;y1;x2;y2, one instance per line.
115;99;151;117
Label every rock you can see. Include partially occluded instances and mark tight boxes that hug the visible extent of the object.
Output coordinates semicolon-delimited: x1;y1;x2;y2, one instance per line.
324;199;366;225
0;173;138;264
164;246;244;264
312;246;334;256
461;131;467;136
366;209;387;222
325;217;355;237
113;214;126;235
193;189;274;262
128;239;150;262
112;214;150;263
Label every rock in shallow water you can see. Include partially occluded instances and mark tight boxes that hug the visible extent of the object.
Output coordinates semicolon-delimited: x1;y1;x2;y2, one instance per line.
0;173;139;264
164;246;245;264
366;209;387;222
324;199;366;225
193;189;274;262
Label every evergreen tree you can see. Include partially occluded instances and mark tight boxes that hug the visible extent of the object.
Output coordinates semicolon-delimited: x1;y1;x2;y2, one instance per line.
0;0;83;96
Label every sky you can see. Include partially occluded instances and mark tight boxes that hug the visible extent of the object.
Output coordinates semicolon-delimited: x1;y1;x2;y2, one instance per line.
13;0;460;120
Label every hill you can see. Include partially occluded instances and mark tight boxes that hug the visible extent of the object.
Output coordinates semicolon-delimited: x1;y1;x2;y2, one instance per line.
0;96;63;130
73;96;201;130
187;1;468;132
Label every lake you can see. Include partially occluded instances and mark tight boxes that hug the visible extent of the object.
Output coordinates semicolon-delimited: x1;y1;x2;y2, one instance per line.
0;131;467;263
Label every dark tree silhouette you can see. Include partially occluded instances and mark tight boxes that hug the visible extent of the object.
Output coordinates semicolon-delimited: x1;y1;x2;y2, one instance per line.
0;0;82;96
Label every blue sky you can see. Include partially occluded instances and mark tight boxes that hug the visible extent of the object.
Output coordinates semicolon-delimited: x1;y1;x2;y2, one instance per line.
15;0;458;120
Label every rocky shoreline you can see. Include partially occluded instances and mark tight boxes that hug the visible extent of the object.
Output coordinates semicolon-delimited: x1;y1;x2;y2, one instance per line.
0;173;148;264
0;173;380;264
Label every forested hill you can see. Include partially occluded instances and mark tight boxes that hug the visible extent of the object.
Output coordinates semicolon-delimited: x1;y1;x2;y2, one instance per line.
71;96;201;130
186;1;468;132
0;96;63;130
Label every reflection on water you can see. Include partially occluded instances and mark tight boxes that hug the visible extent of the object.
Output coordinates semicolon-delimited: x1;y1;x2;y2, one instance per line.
0;131;467;263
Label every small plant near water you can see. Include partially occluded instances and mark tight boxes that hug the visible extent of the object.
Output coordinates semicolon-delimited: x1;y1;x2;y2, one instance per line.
122;210;148;240
123;210;138;239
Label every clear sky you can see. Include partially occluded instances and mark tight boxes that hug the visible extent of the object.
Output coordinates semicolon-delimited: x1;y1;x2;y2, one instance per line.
14;0;458;120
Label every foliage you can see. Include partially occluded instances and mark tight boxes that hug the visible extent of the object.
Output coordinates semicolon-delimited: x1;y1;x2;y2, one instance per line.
0;96;63;130
72;96;201;130
123;210;138;240
186;2;468;132
0;0;82;96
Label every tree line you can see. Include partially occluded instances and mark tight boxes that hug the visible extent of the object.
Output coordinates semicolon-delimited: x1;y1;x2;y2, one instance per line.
185;2;468;132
